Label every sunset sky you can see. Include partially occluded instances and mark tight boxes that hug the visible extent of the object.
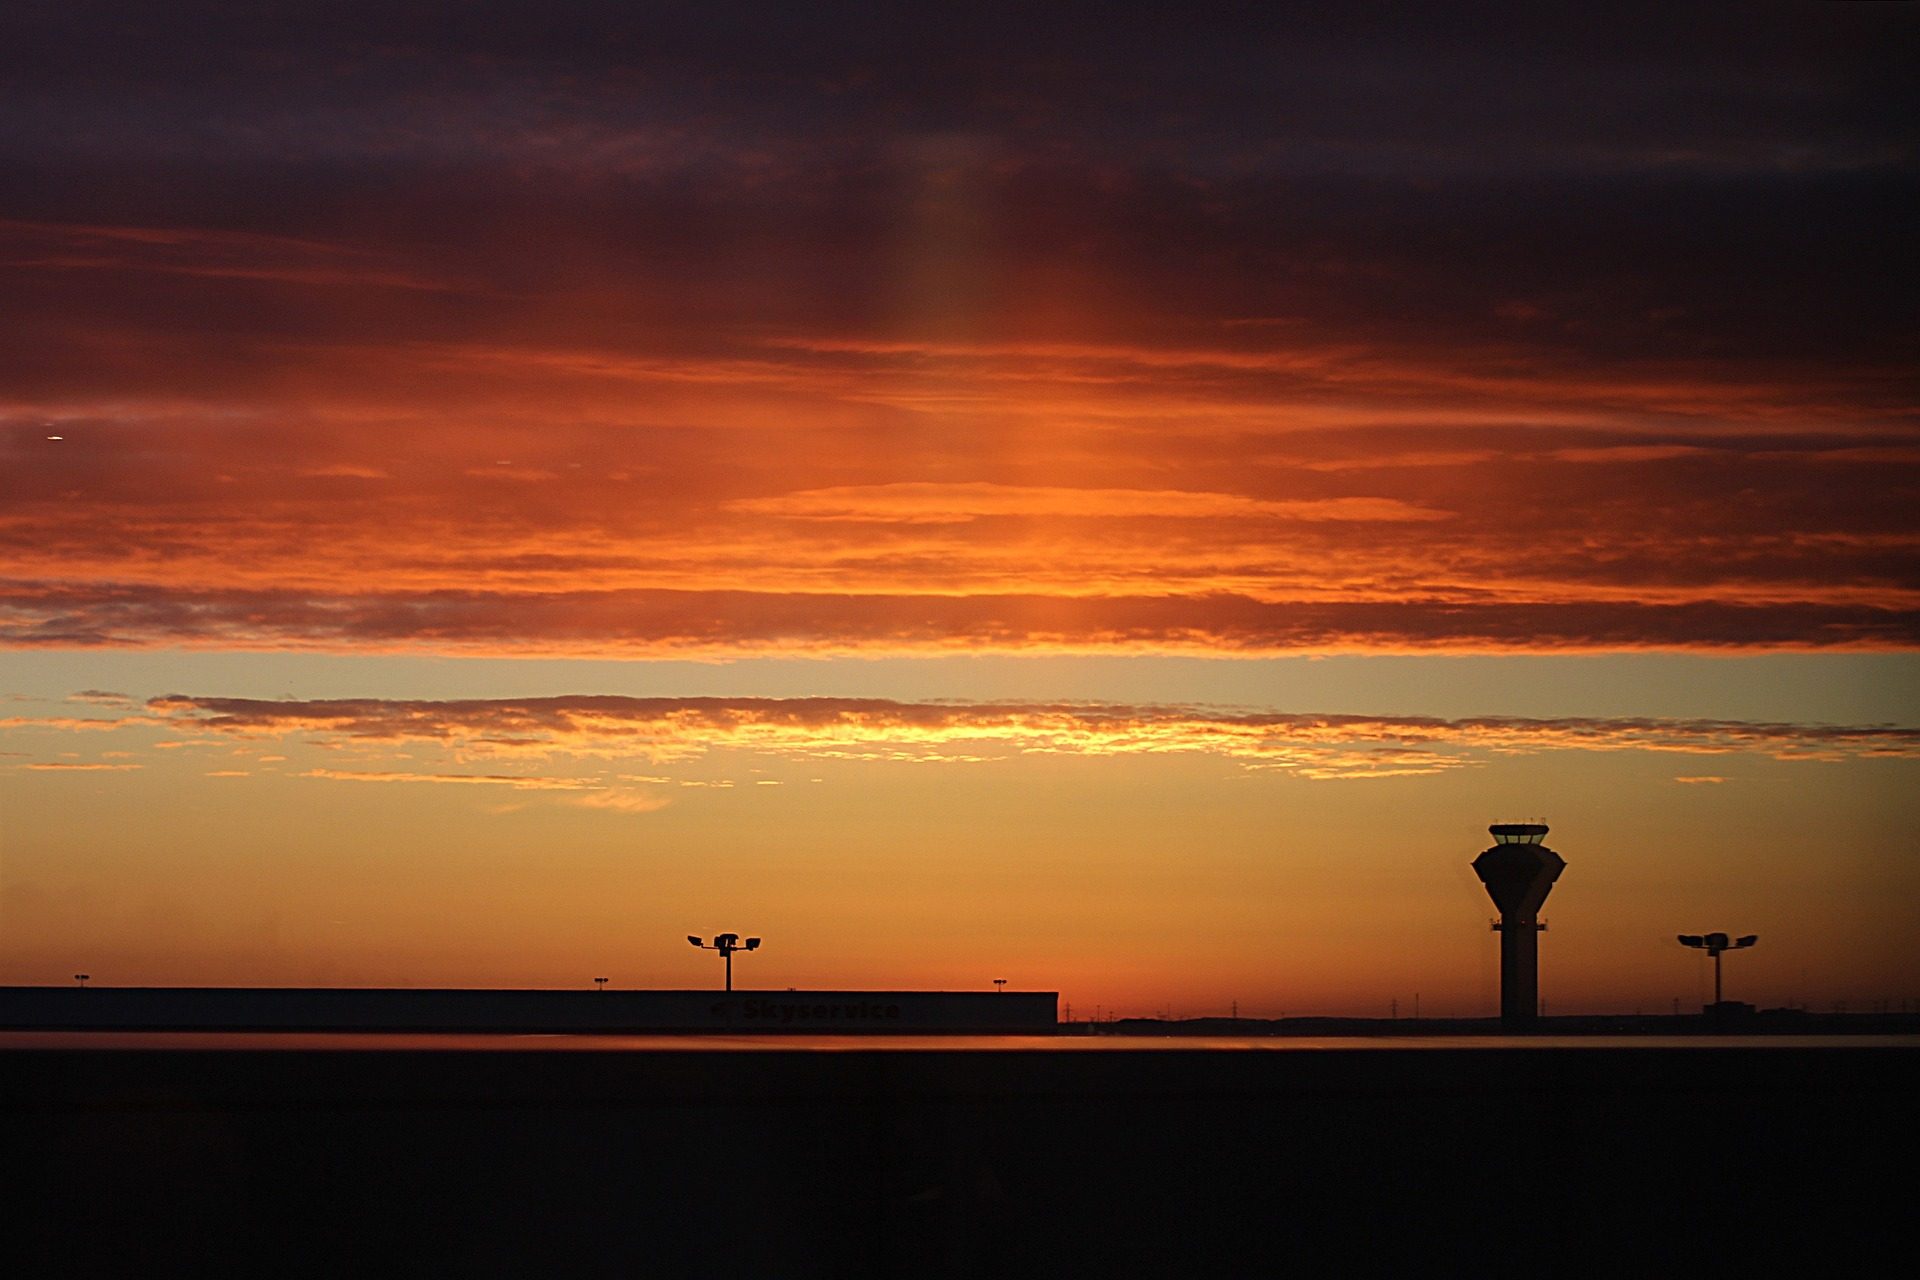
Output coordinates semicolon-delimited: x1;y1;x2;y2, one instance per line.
3;2;1915;1017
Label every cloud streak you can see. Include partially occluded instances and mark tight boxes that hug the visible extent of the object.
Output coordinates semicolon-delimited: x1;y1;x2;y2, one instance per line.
142;695;1920;780
2;586;1910;655
726;483;1451;525
23;760;144;771
300;767;594;790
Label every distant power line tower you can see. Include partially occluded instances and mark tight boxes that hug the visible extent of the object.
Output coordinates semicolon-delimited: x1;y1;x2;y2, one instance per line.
1678;932;1757;1008
1472;822;1566;1030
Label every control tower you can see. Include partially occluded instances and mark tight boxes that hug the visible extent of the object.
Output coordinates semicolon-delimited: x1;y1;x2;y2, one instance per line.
1472;822;1565;1029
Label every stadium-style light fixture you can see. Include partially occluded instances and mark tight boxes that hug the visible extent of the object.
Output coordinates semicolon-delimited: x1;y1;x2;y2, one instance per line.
1678;931;1758;1007
689;932;762;991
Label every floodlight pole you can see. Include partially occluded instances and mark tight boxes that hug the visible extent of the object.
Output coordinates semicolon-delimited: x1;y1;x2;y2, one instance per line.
1678;932;1758;1008
689;933;761;991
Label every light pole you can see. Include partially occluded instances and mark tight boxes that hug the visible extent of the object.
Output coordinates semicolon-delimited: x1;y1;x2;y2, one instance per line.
993;978;1007;993
1678;932;1757;1007
594;976;608;992
74;973;89;988
689;933;760;991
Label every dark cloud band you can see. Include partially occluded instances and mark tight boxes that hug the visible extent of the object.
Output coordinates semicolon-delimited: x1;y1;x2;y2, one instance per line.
2;585;1913;653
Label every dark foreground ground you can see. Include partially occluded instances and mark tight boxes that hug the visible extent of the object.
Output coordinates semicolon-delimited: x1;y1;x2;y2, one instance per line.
6;1043;1913;1276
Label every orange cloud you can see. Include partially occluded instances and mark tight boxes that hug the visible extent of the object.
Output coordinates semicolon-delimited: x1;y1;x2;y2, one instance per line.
23;761;143;771
727;483;1450;524
570;789;674;813
145;696;1920;779
299;767;593;789
0;713;161;731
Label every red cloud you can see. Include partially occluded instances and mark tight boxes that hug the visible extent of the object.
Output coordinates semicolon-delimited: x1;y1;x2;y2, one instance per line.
4;199;1913;659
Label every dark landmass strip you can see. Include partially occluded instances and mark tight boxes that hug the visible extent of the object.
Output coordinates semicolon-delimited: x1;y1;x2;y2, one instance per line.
11;985;1913;1038
1085;1008;1920;1035
5;1042;1912;1276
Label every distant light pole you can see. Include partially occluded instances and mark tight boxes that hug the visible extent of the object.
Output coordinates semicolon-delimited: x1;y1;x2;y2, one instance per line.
1678;932;1758;1007
993;978;1007;993
74;973;89;988
594;977;608;992
689;933;760;991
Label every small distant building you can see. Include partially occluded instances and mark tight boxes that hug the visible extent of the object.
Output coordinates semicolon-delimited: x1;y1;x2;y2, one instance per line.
0;986;1059;1034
